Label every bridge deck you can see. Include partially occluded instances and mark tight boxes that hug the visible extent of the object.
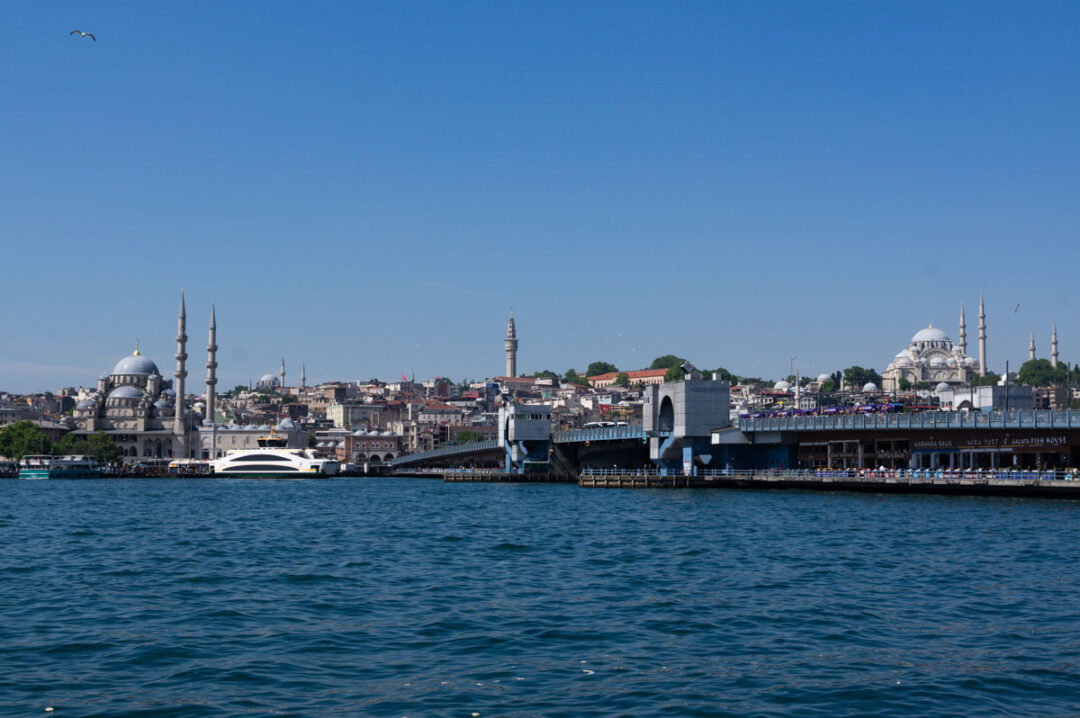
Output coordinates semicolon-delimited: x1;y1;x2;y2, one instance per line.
740;409;1080;433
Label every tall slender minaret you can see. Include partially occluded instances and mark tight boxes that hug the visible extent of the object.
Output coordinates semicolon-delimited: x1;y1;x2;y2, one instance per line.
280;357;286;391
1052;322;1059;369
205;303;218;426
958;302;967;356
174;290;188;452
301;363;306;389
504;311;518;378
978;291;987;376
1029;331;1036;361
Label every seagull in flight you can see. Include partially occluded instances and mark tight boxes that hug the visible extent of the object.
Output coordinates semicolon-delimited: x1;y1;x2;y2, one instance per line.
70;30;96;41
1014;303;1021;313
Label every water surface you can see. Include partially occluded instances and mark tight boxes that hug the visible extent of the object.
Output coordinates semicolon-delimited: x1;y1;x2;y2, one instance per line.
2;478;1079;716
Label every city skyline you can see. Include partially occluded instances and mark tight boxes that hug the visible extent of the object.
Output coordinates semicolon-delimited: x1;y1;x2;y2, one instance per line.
2;2;1077;391
0;292;1070;393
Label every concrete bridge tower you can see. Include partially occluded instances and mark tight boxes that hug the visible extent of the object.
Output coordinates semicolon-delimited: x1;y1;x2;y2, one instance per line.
498;403;550;473
642;363;731;474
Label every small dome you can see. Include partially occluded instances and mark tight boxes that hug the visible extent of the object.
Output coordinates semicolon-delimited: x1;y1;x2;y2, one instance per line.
111;353;160;376
912;325;949;343
919;358;930;366
862;382;879;393
257;373;280;387
108;385;144;400
963;357;977;366
75;400;93;410
816;373;831;383
381;430;394;436
946;357;958;367
773;380;792;391
153;399;171;408
929;356;947;367
936;382;951;393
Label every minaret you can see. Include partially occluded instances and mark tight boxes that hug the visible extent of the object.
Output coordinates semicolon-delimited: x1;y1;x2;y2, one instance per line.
1052;322;1059;369
978;291;987;376
301;363;306;389
174;290;188;452
958;302;967;356
504;311;518;378
280;357;286;391
1029;331;1036;361
205;303;218;426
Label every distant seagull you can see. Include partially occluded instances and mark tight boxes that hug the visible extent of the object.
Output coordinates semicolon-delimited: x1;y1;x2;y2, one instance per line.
1015;303;1021;313
70;30;96;41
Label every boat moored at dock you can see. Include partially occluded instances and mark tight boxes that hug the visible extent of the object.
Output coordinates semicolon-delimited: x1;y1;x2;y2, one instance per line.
209;429;339;478
18;455;103;479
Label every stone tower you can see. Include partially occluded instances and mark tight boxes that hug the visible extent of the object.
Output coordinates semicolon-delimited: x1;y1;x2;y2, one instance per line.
978;291;987;376
958;301;967;356
301;363;306;389
1029;331;1036;361
280;357;286;391
174;290;188;453
205;303;217;426
505;312;518;378
1052;322;1059;369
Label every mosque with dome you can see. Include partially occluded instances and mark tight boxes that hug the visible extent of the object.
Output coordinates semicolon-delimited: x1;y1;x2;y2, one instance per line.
881;323;980;392
70;293;308;462
71;293;199;460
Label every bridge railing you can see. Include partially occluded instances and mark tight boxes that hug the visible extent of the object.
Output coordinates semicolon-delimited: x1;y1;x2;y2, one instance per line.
553;425;645;443
390;439;500;467
581;466;1080;482
739;410;1080;433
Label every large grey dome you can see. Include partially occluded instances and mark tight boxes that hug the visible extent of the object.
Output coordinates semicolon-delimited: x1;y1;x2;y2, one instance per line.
112;352;160;376
108;385;144;400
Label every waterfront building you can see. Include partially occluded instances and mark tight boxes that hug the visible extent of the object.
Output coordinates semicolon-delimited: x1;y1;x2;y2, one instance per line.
588;369;668;389
195;418;307;459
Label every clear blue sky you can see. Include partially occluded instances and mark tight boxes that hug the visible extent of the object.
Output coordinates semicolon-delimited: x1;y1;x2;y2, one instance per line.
2;1;1077;393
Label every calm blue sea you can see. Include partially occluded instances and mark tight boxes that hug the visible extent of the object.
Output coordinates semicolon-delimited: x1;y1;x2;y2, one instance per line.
1;478;1079;717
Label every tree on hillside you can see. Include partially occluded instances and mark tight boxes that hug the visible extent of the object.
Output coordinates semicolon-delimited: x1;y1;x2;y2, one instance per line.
454;430;484;444
55;431;120;464
843;366;882;389
707;367;737;383
1017;359;1070;387
974;372;1001;387
0;421;51;460
563;369;589;387
898;378;913;391
613;372;630;387
586;361;619;377
650;355;686;371
231;385;248;395
532;370;559;379
820;379;836;393
664;367;683;382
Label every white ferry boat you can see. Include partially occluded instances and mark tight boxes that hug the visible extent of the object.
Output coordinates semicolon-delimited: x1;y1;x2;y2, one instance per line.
209;429;339;478
18;455;102;479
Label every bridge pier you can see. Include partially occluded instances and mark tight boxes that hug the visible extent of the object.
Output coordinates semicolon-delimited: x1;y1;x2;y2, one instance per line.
498;403;551;474
643;369;731;474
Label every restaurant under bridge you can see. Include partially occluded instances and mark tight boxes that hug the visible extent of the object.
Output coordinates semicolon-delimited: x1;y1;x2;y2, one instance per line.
728;410;1080;473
